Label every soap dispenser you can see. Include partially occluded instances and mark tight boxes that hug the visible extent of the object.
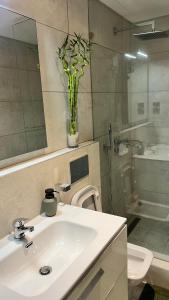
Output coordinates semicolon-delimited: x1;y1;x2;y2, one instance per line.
43;188;57;217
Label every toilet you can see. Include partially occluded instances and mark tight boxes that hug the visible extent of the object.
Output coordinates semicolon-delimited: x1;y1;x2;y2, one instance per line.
71;185;153;288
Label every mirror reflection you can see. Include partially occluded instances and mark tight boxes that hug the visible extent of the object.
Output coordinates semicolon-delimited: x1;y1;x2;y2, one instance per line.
0;7;47;162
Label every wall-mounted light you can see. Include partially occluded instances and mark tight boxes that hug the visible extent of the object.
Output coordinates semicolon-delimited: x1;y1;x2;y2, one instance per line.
124;53;136;59
137;50;148;58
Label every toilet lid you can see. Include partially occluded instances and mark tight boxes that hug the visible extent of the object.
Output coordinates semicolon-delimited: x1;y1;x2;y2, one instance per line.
71;185;102;212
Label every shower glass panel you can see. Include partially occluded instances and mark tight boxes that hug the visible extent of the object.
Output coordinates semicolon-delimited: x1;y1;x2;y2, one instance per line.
89;0;169;262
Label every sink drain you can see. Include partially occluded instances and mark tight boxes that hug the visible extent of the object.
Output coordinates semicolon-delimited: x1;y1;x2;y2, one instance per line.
39;266;52;276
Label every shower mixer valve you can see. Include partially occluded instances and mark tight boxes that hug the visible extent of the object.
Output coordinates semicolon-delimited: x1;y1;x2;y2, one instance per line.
114;137;144;155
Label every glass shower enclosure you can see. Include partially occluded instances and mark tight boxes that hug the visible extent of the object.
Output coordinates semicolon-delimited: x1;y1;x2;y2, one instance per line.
89;0;169;262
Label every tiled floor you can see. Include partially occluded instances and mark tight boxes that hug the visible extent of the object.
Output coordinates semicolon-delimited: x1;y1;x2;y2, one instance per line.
154;286;169;300
130;285;169;300
155;294;169;300
128;217;169;260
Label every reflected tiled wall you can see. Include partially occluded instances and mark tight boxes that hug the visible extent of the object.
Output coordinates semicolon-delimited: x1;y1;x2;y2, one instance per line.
0;36;47;160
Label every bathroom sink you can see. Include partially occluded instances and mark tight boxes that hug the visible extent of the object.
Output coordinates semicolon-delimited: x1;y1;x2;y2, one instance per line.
0;220;96;297
0;204;126;300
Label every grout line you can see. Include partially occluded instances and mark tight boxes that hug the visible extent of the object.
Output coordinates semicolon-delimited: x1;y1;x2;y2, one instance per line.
42;91;92;94
0;4;69;36
88;0;95;141
66;0;70;34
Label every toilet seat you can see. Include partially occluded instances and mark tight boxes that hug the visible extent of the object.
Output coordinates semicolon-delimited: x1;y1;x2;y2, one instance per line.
71;186;153;286
128;243;153;286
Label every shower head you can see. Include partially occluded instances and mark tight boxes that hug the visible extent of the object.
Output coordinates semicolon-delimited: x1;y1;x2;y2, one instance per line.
114;19;169;41
133;30;169;40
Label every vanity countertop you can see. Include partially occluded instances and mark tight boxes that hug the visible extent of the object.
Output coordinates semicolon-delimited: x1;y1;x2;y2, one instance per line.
0;204;126;300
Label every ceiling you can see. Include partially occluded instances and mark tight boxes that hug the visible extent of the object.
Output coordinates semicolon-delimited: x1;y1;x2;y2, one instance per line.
100;0;169;23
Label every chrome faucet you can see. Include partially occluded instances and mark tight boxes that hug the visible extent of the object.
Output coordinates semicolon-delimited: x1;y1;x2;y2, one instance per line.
12;218;34;240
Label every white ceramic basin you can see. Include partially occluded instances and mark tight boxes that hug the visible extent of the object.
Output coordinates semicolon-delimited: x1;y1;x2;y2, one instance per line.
0;221;96;297
0;204;126;300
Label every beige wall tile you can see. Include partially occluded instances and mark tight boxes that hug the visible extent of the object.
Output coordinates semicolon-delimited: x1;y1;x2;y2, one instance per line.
0;142;101;238
149;52;169;92
128;61;148;93
90;44;115;93
95;135;110;177
68;0;89;40
43;91;93;151
78;93;93;143
128;92;148;124
43;92;67;152
91;44;126;93
79;65;91;93
37;23;67;93
149;92;169;126
0;0;68;32
0;0;98;240
101;173;112;213
88;142;101;189
93;93;111;138
89;0;123;52
37;23;91;93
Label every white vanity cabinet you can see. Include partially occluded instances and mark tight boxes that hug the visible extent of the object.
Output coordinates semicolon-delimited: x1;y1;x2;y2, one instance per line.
66;226;127;300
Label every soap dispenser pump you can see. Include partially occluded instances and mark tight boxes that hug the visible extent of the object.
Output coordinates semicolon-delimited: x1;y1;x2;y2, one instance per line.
43;188;57;217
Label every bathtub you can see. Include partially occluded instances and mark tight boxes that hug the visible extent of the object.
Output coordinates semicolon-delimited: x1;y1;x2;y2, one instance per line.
132;143;169;222
134;144;169;161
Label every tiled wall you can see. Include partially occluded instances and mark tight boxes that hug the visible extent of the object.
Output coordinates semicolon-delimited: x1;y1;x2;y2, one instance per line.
89;0;133;216
127;59;148;125
132;14;169;146
131;14;169;206
0;142;101;239
0;36;47;160
0;0;100;238
0;0;93;154
134;158;169;206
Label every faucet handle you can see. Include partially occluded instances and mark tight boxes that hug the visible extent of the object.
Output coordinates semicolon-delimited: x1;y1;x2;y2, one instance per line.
12;218;28;229
55;183;71;193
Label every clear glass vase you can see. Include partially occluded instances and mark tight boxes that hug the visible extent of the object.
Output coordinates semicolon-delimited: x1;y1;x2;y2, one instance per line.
67;76;79;148
67;115;79;148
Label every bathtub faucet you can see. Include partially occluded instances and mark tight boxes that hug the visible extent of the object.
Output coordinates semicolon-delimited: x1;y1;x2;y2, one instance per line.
114;137;144;155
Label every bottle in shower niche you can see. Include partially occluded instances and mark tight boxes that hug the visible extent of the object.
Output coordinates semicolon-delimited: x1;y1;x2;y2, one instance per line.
43;188;57;217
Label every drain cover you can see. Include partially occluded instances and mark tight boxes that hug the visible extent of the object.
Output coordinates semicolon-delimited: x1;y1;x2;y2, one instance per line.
39;266;52;276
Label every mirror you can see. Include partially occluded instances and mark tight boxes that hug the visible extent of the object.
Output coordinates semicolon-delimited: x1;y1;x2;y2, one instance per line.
0;7;47;162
